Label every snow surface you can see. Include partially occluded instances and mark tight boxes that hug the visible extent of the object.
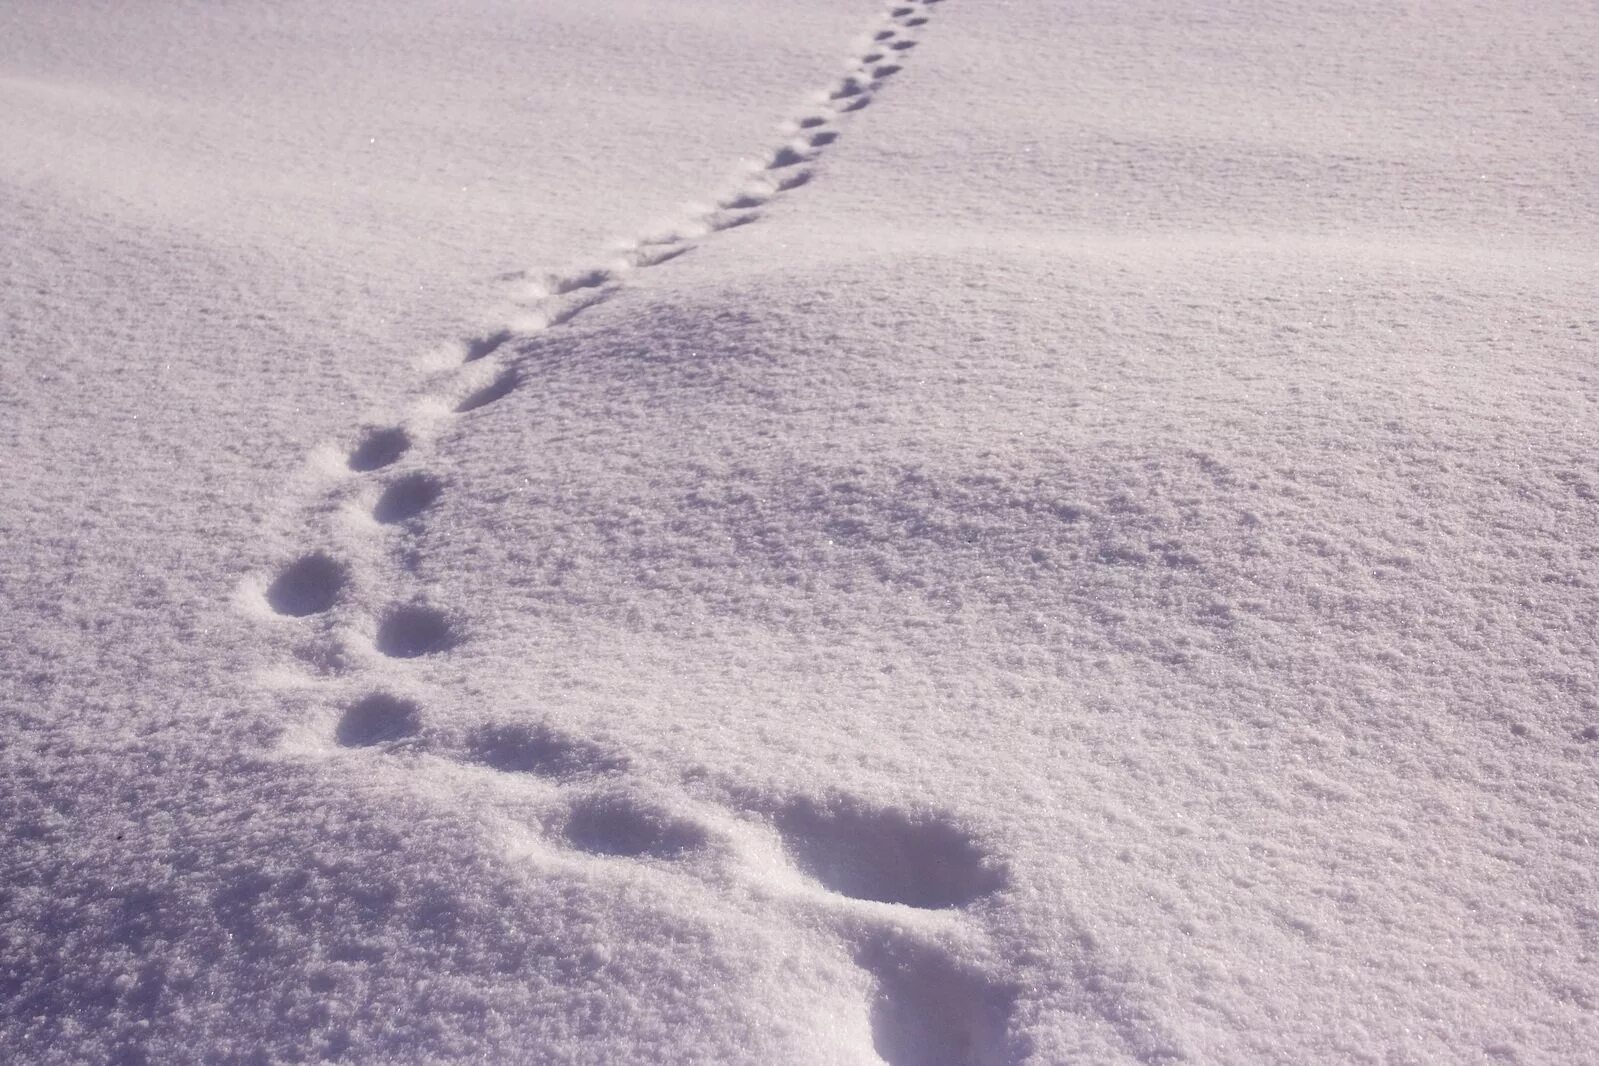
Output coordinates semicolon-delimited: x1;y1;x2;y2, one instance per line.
3;0;1597;1062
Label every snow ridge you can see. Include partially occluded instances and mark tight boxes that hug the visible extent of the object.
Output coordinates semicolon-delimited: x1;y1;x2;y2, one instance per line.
241;1;1027;1061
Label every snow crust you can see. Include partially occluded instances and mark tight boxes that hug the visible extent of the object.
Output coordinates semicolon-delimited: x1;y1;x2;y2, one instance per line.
3;0;1596;1062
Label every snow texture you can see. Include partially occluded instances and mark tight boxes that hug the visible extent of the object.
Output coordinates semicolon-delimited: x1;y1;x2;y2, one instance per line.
2;0;1597;1063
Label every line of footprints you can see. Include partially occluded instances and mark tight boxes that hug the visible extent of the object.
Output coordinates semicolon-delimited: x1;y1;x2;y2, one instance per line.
252;2;1019;1062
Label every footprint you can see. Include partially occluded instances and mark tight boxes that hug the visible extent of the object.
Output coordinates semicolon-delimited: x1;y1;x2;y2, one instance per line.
903;16;929;27
373;472;443;524
720;192;770;210
267;552;347;617
797;115;831;130
858;935;1015;1066
873;64;903;79
830;77;869;100
890;39;917;51
874;29;897;41
464;329;512;362
773;797;1005;909
809;130;840;148
709;212;760;232
468;721;631;779
768;145;813;170
550;268;612;295
375;604;455;658
456;369;519;414
633;244;692;268
337;692;423;747
776;171;814;192
562;791;708;859
348;427;410;472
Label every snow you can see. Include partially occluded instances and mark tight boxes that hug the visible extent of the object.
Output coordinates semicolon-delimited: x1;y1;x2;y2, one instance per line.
3;0;1597;1063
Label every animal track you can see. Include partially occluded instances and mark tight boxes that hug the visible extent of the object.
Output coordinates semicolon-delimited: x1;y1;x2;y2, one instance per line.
375;604;455;658
768;145;813;170
468;721;631;779
455;369;518;414
773;796;1005;909
562;791;708;859
267;552;346;617
550;268;613;295
860;935;1015;1066
337;692;423;747
464;329;512;362
256;0;999;1056
347;426;410;471
373;472;443;524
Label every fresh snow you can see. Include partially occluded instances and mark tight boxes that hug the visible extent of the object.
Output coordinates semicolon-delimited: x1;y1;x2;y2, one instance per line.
3;0;1597;1063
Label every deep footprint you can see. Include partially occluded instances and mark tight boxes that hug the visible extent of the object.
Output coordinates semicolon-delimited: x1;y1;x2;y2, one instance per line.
376;605;455;658
373;472;443;524
464;329;512;362
859;936;1016;1066
456;369;518;414
773;797;1004;908
562;792;707;858
267;552;347;617
348;427;410;472
337;692;423;747
468;721;630;779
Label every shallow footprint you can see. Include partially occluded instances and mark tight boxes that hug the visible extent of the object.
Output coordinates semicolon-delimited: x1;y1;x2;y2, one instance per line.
468;721;630;779
267;552;346;617
337;692;422;747
562;791;707;859
373;472;443;524
773;797;1004;908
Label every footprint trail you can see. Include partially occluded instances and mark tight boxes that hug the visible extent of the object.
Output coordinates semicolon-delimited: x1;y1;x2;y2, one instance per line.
239;2;1049;1061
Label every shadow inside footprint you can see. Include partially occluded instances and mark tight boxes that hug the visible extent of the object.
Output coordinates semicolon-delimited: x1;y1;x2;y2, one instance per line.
720;192;768;210
376;605;455;658
337;693;422;747
267;553;346;617
468;722;630;780
465;329;512;362
348;427;410;472
774;798;1004;909
768;145;811;170
456;370;518;414
373;473;443;524
859;937;1016;1066
551;268;612;295
563;793;706;859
